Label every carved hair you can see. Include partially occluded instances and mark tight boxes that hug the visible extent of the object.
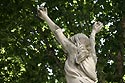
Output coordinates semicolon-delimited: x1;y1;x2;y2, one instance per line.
69;33;90;48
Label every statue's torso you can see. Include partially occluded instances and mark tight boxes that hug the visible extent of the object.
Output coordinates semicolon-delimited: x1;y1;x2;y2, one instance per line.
64;50;97;83
54;29;97;83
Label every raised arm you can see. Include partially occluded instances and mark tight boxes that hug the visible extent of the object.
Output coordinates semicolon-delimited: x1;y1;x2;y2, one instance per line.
37;7;76;53
90;21;103;62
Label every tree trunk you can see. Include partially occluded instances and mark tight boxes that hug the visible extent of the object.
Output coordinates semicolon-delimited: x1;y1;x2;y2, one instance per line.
115;16;125;83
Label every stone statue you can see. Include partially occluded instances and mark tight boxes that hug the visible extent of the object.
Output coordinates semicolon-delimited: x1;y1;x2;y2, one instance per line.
37;6;103;83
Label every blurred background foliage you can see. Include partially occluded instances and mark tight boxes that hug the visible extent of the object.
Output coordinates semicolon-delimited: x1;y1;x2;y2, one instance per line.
0;0;125;83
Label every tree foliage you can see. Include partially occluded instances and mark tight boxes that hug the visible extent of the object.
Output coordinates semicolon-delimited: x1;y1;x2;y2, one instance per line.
0;0;125;83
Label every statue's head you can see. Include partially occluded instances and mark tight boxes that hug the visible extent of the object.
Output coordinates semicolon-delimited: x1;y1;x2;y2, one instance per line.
69;33;90;49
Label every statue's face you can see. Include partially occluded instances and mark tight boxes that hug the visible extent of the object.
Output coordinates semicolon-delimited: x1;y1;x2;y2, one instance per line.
69;33;90;47
77;37;90;50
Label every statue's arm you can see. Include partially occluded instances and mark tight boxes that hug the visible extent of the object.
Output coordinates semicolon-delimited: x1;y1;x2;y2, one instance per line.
90;30;96;55
37;7;77;53
90;22;103;62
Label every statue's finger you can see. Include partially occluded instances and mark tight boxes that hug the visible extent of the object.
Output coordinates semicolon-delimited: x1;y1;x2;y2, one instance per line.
39;7;44;11
37;9;42;15
37;5;39;10
45;8;47;12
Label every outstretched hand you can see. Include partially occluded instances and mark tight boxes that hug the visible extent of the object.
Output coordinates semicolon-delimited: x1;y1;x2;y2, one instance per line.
92;21;103;33
37;6;48;20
